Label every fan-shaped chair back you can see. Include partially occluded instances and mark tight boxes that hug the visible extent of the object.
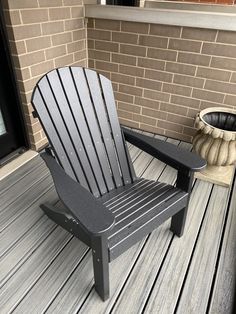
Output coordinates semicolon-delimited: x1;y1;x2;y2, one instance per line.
32;67;135;198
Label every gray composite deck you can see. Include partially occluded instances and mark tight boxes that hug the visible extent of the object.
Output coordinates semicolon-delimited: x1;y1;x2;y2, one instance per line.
0;133;235;314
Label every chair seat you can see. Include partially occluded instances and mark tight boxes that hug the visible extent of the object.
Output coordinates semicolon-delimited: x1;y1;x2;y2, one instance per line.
100;179;188;261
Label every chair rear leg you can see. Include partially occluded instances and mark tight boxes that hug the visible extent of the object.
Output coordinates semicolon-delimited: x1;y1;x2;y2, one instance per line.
92;236;110;301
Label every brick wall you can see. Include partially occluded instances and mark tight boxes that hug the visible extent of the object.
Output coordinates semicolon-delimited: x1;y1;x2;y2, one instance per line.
88;19;236;142
2;0;91;150
3;0;236;148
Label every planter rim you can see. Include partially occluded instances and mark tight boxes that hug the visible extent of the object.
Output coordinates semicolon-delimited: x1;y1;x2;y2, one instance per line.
199;107;236;135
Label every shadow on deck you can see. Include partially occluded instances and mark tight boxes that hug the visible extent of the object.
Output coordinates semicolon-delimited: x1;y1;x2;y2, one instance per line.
0;134;235;314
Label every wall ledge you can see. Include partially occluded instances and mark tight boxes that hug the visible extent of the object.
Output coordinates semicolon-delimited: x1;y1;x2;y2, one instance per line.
85;4;236;31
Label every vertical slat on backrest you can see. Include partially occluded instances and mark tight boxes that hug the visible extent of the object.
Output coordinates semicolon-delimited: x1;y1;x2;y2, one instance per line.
99;74;135;184
85;69;124;188
37;74;89;190
32;88;76;181
71;67;115;192
58;67;108;196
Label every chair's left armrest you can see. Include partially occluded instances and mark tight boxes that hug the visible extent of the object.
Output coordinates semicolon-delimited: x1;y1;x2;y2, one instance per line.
41;152;115;236
122;127;206;172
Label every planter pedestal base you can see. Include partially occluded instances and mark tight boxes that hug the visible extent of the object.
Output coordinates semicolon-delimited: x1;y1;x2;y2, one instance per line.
195;165;235;187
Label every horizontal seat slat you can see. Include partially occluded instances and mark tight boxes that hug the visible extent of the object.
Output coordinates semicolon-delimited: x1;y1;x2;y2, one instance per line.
114;186;176;226
101;178;188;261
102;179;147;207
109;190;188;260
109;181;162;213
108;186;178;239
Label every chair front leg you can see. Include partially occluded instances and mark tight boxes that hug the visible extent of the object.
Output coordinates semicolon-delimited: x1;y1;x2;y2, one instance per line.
170;170;194;237
92;235;110;301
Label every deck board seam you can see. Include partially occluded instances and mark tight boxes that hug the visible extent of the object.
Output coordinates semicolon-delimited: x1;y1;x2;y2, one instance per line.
0;223;58;289
0;156;43;194
173;183;215;313
108;139;185;313
78;140;180;312
0;180;54;232
136;154;155;178
9;235;75;313
76;285;94;314
107;234;151;314
0;166;49;212
0;188;57;260
0;185;55;233
0;183;55;236
0;213;45;260
206;172;236;313
42;248;91;314
77;145;160;313
141;234;175;314
135;177;199;313
0;157;44;196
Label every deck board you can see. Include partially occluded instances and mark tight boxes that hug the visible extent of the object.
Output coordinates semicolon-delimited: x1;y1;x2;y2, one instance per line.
175;185;229;314
114;180;212;314
0;175;53;232
14;238;88;313
0;216;56;286
0;228;72;313
0;160;47;211
0;134;234;314
141;180;213;314
208;176;236;314
78;146;178;314
0;187;57;259
108;223;173;314
48;240;146;314
0;156;43;195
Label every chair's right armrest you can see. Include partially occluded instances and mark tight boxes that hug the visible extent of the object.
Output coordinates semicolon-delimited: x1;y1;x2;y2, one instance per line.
41;152;115;236
122;127;206;173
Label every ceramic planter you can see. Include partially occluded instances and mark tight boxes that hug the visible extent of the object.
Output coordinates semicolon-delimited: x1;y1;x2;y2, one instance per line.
193;107;236;166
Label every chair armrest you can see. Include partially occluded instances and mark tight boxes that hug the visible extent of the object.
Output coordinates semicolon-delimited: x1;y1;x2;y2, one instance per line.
41;152;115;236
122;127;206;172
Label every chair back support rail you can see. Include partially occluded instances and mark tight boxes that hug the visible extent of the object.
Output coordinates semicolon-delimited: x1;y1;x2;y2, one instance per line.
31;66;205;301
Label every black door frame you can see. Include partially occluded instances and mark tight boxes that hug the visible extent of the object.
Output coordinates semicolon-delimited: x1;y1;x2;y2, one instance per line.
0;3;29;163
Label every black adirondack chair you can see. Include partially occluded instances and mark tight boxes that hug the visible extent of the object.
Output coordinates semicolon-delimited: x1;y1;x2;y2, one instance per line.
31;66;206;301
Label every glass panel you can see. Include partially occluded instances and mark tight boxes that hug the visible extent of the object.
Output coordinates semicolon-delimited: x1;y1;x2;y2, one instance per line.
0;108;6;136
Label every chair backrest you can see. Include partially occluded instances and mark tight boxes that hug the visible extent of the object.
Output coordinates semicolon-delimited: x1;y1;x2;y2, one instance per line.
31;67;136;198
